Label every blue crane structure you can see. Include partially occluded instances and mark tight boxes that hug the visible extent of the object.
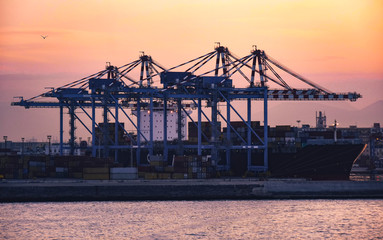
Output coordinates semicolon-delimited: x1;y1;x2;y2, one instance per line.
12;44;361;173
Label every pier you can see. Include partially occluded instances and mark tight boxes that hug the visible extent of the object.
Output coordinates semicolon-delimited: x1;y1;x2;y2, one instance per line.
1;179;382;202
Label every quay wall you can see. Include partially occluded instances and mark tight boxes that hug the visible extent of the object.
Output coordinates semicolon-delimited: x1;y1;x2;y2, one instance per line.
1;180;383;202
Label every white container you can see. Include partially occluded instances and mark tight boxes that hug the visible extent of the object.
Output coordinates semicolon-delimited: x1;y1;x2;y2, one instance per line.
110;173;137;180
29;161;45;167
110;167;138;174
56;167;68;173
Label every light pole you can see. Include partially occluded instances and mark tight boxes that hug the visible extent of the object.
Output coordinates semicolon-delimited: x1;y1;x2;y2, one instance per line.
333;120;339;143
21;137;25;156
3;136;7;149
47;135;52;155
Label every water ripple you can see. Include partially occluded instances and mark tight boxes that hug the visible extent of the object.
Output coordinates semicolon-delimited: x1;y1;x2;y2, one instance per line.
0;200;382;239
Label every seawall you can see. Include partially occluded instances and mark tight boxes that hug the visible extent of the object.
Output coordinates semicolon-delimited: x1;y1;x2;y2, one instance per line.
1;179;383;202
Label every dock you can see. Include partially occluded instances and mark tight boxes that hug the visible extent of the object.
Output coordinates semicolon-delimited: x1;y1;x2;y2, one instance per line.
1;179;383;202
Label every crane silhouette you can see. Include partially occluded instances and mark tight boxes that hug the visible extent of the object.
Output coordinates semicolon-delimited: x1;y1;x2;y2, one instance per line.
41;35;48;39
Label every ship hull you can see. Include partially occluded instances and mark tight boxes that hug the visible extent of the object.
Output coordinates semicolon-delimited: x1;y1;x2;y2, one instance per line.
269;144;366;180
230;144;366;180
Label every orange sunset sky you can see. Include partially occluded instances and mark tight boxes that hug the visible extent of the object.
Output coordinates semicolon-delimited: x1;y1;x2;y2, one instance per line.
0;0;382;141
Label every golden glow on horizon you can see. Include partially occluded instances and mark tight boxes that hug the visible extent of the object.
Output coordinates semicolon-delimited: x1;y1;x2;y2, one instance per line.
0;0;382;77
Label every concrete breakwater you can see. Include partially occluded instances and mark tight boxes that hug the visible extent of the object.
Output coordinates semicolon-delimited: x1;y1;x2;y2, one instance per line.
1;179;383;202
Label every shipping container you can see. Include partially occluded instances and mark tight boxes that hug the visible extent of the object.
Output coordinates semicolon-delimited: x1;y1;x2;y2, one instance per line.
83;167;109;174
110;173;137;180
172;173;186;179
69;172;83;179
83;173;109;180
157;173;170;179
144;172;158;180
110;167;138;174
164;166;174;173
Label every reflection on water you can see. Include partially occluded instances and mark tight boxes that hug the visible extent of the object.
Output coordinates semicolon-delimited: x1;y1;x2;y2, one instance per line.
1;200;382;239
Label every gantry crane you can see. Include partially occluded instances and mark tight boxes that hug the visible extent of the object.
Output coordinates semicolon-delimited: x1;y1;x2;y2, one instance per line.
12;44;361;172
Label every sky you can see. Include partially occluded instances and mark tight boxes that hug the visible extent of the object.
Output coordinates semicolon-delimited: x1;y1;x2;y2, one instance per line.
0;0;382;142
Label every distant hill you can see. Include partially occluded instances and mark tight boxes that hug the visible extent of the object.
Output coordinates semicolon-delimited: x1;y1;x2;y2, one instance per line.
254;100;383;128
356;100;383;126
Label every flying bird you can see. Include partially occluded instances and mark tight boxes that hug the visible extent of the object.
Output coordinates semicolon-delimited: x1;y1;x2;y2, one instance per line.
41;35;48;39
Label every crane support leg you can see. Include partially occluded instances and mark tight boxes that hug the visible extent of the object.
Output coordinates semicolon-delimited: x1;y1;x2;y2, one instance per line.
149;96;154;158
60;104;63;156
114;100;119;163
102;97;109;158
177;98;183;155
68;103;76;156
198;98;202;156
211;85;218;168
136;97;141;165
163;96;168;161
92;99;96;157
264;87;268;171
247;98;251;170
226;99;231;171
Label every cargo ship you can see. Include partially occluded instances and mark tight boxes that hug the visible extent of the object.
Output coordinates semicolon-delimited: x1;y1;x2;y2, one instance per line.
185;113;367;180
269;144;367;180
228;143;367;180
131;138;367;180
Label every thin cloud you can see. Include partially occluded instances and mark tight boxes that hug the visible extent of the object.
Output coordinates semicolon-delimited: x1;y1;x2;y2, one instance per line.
0;29;68;36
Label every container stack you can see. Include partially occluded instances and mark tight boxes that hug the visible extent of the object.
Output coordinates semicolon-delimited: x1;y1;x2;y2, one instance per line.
83;167;110;180
141;156;171;179
29;156;47;178
48;156;112;179
0;154;214;180
149;155;168;172
110;167;138;180
51;156;69;178
137;155;213;179
0;156;25;179
173;155;212;179
67;157;83;179
0;155;115;180
173;156;189;178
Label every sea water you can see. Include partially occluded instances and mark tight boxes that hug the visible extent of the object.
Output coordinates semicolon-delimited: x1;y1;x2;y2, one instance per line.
1;200;382;239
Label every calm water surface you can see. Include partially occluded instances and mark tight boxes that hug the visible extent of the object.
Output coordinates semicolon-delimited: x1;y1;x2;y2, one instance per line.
1;200;382;239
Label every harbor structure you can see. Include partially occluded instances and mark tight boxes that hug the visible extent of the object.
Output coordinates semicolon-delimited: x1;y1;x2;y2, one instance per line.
1;122;381;180
11;44;361;174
